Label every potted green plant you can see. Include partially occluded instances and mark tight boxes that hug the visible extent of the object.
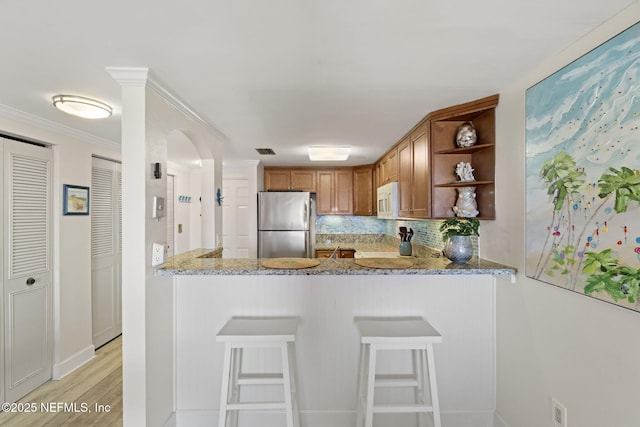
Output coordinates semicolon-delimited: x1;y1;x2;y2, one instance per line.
439;218;480;264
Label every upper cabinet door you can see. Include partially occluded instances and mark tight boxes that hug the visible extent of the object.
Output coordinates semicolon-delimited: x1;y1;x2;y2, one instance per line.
397;138;412;217
316;170;334;215
334;169;353;215
353;165;374;216
316;169;353;215
290;169;316;192
264;169;291;190
409;124;430;218
397;123;431;219
379;148;398;185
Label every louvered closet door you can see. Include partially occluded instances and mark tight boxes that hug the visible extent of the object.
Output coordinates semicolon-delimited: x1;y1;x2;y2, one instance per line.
2;138;52;403
91;157;121;348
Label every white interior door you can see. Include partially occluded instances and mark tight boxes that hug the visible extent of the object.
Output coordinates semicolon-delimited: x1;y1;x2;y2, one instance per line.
222;178;250;258
91;157;122;348
2;138;53;403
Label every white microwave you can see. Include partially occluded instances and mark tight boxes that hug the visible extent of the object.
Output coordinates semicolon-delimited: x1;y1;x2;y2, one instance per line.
377;182;399;219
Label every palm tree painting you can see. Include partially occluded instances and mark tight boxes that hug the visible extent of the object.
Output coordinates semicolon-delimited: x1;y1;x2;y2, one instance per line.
525;22;640;312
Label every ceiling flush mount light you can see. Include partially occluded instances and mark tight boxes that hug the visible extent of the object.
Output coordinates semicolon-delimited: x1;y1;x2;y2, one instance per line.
52;95;113;119
308;145;351;161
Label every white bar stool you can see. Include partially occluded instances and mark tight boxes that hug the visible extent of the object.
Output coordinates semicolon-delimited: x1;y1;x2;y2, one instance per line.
216;317;301;427
355;318;442;427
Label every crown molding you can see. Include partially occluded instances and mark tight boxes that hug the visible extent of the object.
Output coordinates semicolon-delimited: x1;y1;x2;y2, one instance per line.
0;103;120;150
105;66;150;86
106;66;227;142
222;159;260;167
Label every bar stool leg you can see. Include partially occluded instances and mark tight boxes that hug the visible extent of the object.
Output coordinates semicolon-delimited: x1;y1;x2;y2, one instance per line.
412;349;424;427
287;342;301;427
281;342;295;427
355;342;366;427
425;344;441;427
229;347;242;427
364;343;377;427
218;342;233;427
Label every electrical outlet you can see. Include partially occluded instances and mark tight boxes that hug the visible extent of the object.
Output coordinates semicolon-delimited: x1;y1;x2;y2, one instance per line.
552;398;567;427
152;242;165;267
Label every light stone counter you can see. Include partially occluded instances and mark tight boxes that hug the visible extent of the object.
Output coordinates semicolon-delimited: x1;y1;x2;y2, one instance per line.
156;246;516;277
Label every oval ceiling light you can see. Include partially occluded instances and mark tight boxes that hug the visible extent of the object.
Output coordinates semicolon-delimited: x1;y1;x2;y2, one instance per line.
308;145;351;161
52;95;113;119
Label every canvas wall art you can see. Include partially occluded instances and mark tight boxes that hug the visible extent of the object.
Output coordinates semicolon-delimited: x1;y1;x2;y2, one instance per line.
525;22;640;312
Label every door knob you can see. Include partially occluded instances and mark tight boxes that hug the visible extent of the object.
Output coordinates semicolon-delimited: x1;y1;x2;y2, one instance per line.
26;277;36;286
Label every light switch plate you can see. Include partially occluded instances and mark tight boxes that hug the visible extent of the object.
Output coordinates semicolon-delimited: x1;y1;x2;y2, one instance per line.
152;196;165;219
152;242;165;267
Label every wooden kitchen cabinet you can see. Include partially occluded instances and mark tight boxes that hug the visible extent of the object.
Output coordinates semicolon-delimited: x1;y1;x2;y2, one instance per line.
317;169;353;215
353;165;375;216
378;148;398;186
291;169;316;191
315;249;355;258
264;168;316;192
397;137;412;216
430;94;498;219
397;122;430;218
263;96;498;220
264;168;291;190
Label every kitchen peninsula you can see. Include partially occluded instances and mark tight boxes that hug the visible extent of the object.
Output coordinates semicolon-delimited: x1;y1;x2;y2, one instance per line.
157;247;514;276
158;246;515;427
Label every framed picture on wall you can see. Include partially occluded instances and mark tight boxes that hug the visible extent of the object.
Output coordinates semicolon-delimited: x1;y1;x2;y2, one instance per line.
63;184;90;215
525;22;640;313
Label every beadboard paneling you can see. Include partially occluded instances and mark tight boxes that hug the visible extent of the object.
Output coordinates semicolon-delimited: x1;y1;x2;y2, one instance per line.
176;274;496;426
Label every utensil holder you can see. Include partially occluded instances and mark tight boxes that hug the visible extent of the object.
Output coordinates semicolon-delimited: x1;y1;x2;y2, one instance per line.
399;241;412;256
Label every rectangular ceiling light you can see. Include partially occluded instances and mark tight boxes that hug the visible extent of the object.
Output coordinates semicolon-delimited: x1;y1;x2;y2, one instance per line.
308;146;350;161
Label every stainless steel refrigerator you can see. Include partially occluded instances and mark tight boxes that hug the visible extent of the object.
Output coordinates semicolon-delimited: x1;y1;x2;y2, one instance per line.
258;191;316;258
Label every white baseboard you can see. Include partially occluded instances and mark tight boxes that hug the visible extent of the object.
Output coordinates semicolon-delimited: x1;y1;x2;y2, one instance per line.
163;412;177;427
52;345;95;379
175;409;495;427
494;411;509;427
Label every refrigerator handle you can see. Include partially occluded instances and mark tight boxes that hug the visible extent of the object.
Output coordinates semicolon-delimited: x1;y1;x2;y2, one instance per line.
303;198;309;229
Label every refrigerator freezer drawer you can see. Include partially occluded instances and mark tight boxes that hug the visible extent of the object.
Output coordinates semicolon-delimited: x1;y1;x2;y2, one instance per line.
258;231;311;258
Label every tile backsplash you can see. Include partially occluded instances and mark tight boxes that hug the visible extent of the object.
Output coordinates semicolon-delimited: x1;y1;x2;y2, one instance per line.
316;215;386;234
316;215;445;250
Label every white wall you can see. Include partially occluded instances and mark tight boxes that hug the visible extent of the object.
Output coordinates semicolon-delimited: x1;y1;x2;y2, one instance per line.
484;4;640;427
0;115;120;380
189;170;202;250
110;67;224;426
167;164;197;255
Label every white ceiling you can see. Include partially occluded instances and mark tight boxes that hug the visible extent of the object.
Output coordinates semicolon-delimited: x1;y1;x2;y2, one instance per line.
0;0;635;167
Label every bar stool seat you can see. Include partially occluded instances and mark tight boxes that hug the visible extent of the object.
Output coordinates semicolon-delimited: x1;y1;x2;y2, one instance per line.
355;318;442;427
217;317;300;427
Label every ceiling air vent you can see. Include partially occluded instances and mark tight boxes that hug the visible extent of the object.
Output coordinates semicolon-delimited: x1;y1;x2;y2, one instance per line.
255;148;276;155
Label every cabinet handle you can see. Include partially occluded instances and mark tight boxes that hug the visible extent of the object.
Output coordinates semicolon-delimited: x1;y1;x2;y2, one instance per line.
26;277;36;286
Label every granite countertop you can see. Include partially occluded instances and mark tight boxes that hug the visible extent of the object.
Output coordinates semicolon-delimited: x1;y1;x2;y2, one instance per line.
156;246;516;277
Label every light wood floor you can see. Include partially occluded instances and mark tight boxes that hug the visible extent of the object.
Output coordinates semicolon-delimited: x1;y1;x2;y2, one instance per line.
0;336;122;427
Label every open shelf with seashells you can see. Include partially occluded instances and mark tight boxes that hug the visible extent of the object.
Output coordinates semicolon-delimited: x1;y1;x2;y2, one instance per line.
429;94;499;219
